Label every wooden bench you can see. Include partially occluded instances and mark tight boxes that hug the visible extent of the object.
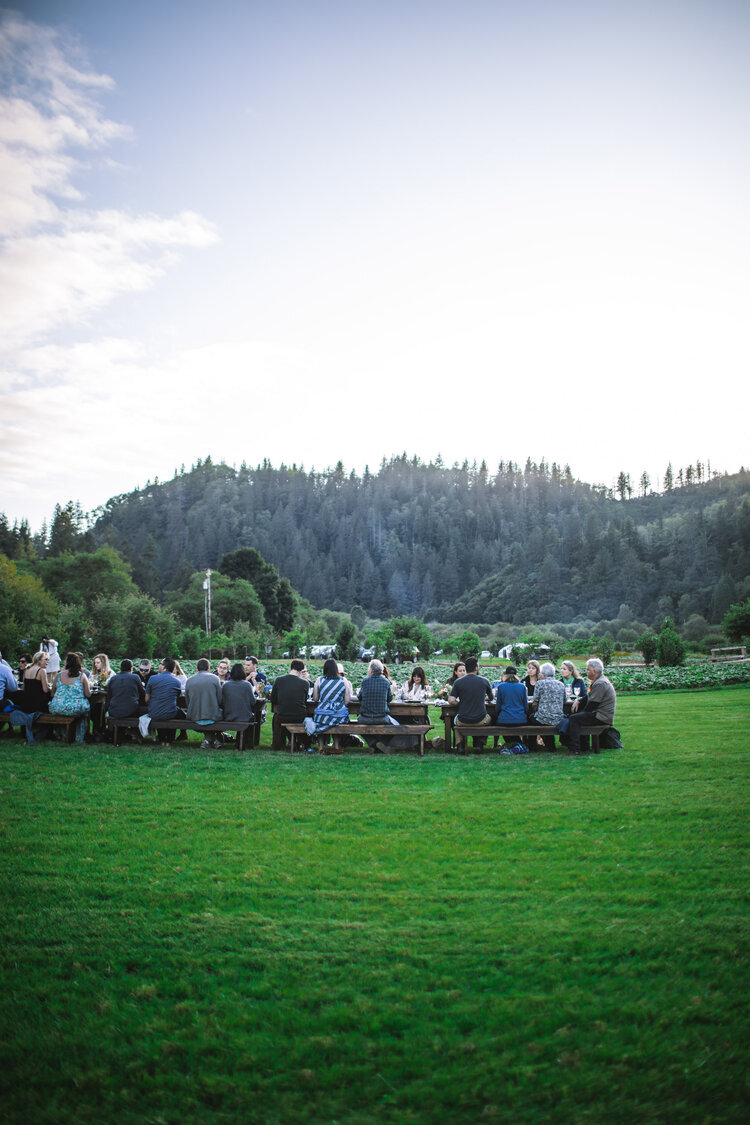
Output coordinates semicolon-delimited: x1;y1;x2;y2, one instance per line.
710;646;748;663
282;722;433;756
107;717;253;750
1;713;78;742
36;714;79;742
447;721;610;753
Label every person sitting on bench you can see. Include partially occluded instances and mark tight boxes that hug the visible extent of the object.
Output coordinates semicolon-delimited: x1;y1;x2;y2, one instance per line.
564;658;616;754
357;658;394;753
527;661;565;750
450;656;493;751
144;657;182;746
270;659;310;750
494;665;529;754
106;659;146;723
222;662;258;746
185;659;223;748
0;649;37;744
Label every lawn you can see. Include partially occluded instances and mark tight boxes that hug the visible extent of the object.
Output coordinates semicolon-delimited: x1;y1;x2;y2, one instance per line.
0;690;748;1124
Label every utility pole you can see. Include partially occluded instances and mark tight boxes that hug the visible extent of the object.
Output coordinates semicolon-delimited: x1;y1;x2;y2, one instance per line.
203;569;212;658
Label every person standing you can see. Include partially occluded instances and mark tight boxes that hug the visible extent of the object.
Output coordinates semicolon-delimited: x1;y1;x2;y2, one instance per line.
41;637;61;687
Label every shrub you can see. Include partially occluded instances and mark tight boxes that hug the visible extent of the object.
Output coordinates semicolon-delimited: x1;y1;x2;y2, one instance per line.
722;598;750;644
638;631;658;666
656;618;686;667
597;635;615;667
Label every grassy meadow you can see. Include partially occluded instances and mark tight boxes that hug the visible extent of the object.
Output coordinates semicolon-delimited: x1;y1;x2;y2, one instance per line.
1;689;748;1124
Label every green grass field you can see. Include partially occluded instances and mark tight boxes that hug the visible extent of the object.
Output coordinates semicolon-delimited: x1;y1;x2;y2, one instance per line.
1;690;748;1124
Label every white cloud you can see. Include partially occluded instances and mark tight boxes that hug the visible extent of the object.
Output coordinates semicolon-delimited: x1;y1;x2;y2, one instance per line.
0;11;217;351
0;336;311;527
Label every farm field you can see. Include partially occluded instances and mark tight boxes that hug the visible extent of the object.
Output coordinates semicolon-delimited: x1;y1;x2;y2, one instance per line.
0;689;748;1124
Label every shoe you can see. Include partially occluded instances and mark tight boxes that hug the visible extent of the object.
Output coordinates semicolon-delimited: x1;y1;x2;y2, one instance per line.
373;741;391;754
212;738;223;748
500;746;513;755
513;742;528;754
200;738;211;748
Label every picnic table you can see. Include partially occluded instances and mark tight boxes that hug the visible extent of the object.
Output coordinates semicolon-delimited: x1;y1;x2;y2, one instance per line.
438;702;609;753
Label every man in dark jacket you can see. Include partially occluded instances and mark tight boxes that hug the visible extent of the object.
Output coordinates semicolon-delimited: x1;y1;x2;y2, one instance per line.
270;659;310;750
449;656;493;751
106;659;146;718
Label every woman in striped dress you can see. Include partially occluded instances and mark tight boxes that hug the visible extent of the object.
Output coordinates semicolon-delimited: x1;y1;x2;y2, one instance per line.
304;658;351;742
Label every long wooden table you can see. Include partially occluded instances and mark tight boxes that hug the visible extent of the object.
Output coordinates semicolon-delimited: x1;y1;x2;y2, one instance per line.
304;700;429;721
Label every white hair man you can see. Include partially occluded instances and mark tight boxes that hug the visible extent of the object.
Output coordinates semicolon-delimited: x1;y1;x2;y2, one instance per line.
527;661;566;750
565;658;616;753
357;658;394;752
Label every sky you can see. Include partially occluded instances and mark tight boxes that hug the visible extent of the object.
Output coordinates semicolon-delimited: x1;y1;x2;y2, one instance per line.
1;0;748;532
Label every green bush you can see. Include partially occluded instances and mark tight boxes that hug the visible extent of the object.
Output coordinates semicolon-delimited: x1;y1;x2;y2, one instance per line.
638;631;658;665
656;618;686;667
722;597;750;643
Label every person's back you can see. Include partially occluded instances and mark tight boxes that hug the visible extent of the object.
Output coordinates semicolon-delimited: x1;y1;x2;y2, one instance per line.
359;670;392;722
107;665;145;718
185;664;222;723
146;669;181;718
495;680;528;724
271;672;308;722
221;676;256;722
452;672;492;723
532;677;565;725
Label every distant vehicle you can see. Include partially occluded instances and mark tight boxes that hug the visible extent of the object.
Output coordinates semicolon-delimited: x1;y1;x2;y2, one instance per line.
434;649;444;656
497;643;550;660
480;650;492;659
358;647;375;663
310;644;336;659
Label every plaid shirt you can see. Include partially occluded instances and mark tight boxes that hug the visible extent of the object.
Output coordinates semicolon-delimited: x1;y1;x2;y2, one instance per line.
358;674;393;721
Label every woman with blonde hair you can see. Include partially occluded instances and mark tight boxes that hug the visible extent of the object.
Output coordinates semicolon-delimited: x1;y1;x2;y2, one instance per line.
522;659;542;698
560;660;588;707
23;650;53;714
89;654;112;741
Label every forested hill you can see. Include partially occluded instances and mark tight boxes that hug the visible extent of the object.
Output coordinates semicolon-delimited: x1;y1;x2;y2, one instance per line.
91;457;750;627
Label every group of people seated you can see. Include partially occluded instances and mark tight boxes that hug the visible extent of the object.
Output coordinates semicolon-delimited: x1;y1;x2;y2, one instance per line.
444;655;616;754
2;645;616;755
269;657;428;753
0;647;268;748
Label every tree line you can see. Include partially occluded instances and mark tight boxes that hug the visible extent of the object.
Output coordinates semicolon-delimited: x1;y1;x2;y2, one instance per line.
1;455;749;658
